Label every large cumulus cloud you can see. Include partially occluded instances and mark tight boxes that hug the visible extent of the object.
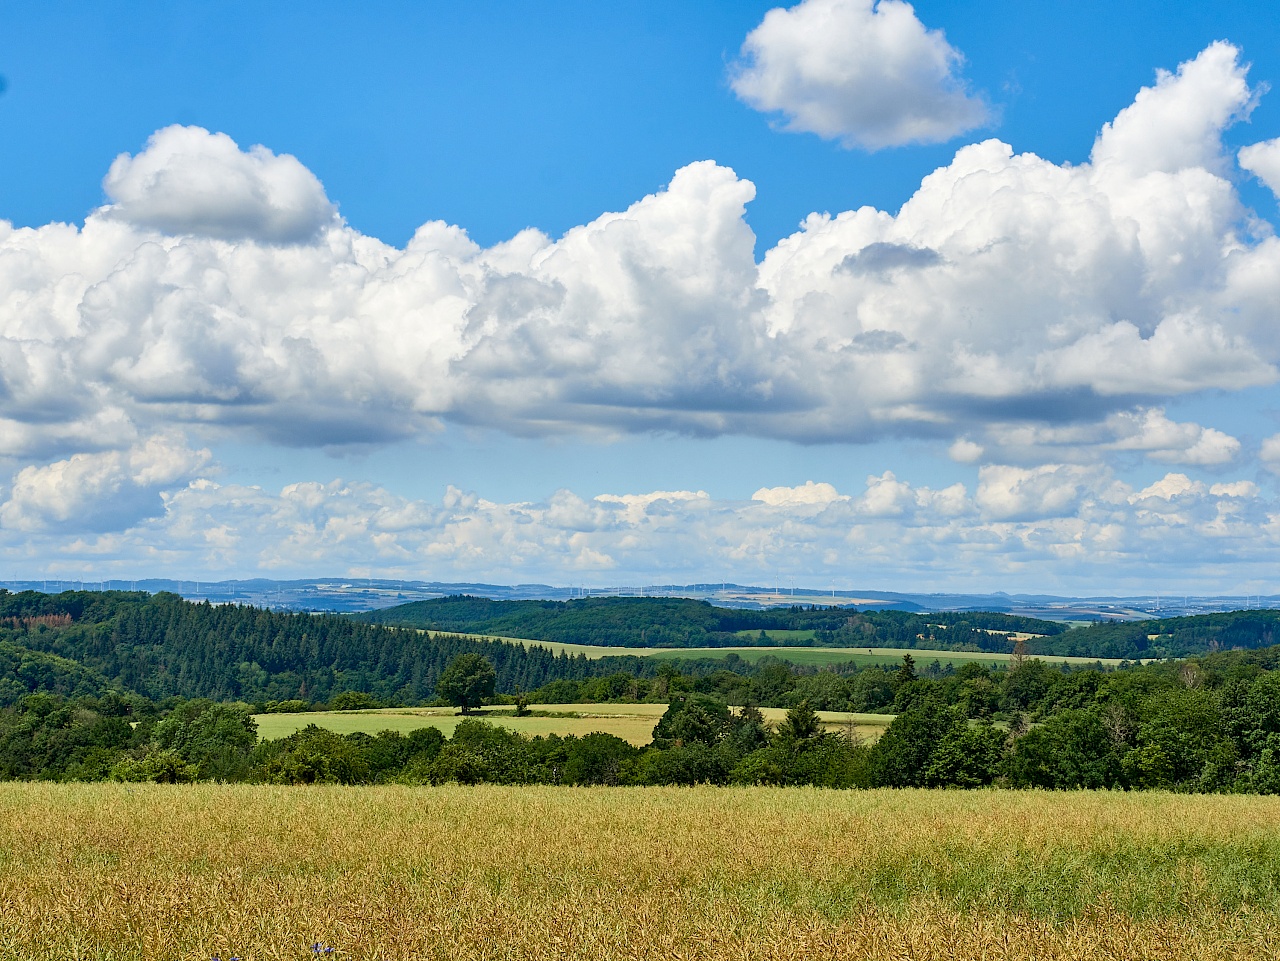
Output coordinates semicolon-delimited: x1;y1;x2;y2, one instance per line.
2;44;1274;470
4;40;1280;587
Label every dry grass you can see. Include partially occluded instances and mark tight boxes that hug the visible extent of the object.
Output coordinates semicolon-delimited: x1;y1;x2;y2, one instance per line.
1;784;1279;960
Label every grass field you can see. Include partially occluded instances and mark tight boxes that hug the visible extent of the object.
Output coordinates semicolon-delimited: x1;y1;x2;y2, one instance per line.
1;784;1278;960
524;640;1123;668
732;628;818;642
252;704;895;744
426;630;1125;668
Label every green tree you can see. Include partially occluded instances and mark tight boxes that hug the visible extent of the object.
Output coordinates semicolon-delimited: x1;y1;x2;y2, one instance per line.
776;700;822;742
150;701;258;781
1006;708;1120;789
435;653;497;714
896;654;917;686
256;725;371;785
651;694;733;748
329;690;381;711
868;696;953;787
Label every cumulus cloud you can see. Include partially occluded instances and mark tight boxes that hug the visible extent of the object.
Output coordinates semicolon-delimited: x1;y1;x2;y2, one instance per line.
730;0;988;149
975;464;1117;522
980;409;1241;468
1240;138;1280;197
4;466;1278;593
101;125;336;243
0;433;209;532
1090;41;1256;177
948;438;984;464
0;42;1278;485
1261;434;1280;473
752;480;846;507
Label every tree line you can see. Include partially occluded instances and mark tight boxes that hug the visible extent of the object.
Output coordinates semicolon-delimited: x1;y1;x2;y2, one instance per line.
2;639;1280;791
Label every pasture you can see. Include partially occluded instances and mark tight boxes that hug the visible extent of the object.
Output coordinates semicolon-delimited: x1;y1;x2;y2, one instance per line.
252;704;895;744
498;636;1124;669
1;784;1278;960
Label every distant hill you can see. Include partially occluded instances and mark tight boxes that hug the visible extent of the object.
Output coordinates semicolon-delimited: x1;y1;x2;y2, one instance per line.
362;595;1280;661
1031;610;1280;660
359;595;1069;649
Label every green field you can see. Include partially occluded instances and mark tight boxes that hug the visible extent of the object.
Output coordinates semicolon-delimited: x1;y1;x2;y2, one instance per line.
253;703;896;745
3;783;1279;960
485;635;1124;669
426;630;1124;668
732;628;818;642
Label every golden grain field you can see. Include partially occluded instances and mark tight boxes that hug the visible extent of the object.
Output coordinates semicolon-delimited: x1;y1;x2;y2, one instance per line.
1;784;1279;961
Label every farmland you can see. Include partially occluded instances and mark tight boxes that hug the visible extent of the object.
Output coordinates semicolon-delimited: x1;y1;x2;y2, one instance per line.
444;632;1125;669
253;703;896;745
2;783;1278;960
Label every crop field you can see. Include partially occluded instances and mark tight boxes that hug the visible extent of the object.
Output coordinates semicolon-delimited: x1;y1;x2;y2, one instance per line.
252;704;895;744
2;784;1279;960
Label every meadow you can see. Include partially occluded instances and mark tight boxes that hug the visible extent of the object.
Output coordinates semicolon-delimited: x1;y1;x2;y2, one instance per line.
1;783;1278;960
431;631;1123;668
252;704;895;744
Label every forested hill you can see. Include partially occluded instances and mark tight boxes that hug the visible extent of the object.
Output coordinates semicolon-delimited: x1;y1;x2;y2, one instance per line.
362;595;1280;660
1029;610;1280;660
0;590;652;707
359;595;1068;649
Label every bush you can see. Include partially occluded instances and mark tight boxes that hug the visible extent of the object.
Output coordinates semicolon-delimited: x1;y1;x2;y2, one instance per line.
110;748;196;784
329;691;382;711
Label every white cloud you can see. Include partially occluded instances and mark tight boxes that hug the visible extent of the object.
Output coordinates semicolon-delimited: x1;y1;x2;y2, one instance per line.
975;464;1115;522
1090;42;1256;178
948;438;984;463
102;125;337;243
752;480;846;507
1261;433;1280;473
0;433;209;532
975;409;1241;469
1131;473;1205;503
730;0;988;149
4;466;1278;594
1103;409;1239;466
0;43;1279;489
857;470;915;516
1240;137;1280;197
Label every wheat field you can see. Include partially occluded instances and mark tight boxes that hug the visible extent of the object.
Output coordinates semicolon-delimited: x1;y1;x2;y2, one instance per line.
1;784;1278;960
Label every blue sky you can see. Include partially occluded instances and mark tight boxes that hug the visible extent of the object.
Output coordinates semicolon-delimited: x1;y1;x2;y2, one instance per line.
3;0;1280;592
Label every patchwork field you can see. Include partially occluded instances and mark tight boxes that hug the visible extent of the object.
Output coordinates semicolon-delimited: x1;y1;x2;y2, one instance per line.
253;704;895;744
1;784;1278;960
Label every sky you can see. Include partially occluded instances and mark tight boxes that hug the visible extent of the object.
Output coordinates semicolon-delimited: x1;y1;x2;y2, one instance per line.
3;0;1280;594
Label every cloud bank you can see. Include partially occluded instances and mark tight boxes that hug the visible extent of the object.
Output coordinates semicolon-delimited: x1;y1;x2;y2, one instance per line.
5;470;1278;594
730;0;989;149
